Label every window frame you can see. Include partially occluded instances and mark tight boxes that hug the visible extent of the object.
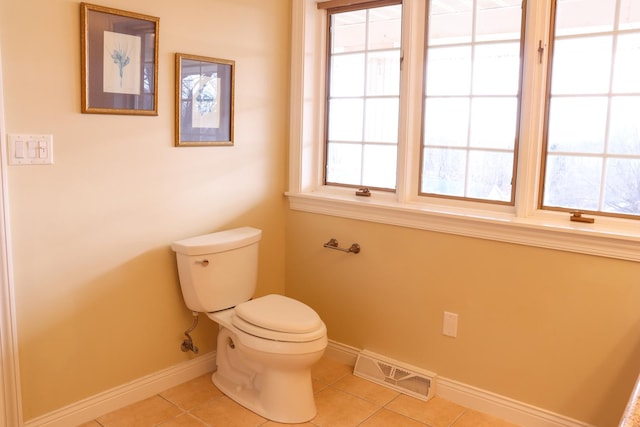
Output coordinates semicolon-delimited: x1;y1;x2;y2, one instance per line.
418;0;527;206
538;0;640;220
323;0;403;191
288;0;640;262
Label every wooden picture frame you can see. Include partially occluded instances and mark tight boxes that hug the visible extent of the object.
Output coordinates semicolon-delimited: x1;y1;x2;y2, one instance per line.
175;53;234;146
81;3;159;115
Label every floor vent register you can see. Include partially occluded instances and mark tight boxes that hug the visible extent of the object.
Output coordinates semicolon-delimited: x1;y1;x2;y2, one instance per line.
353;350;437;401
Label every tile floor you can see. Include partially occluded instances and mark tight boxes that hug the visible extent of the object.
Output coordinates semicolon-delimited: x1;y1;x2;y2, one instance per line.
79;356;520;427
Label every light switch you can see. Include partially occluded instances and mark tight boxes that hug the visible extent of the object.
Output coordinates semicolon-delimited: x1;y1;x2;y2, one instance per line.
38;140;49;159
14;140;24;158
8;134;53;165
27;140;37;158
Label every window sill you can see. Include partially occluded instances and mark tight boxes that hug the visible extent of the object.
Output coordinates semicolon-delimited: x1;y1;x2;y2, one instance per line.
286;191;640;262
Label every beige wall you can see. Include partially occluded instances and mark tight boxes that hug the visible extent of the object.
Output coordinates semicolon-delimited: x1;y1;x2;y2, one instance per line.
3;0;640;426
286;211;640;427
0;0;291;420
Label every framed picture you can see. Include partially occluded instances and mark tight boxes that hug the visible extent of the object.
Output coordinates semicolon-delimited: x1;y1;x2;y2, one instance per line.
81;3;159;115
175;53;234;146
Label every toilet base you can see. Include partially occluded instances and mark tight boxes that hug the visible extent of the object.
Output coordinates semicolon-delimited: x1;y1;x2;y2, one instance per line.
212;368;316;424
213;327;323;424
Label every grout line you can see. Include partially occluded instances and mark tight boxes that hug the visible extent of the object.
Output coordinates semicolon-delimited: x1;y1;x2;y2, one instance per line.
356;407;385;426
449;409;467;427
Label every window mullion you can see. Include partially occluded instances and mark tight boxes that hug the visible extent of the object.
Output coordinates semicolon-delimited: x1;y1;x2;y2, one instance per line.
598;0;622;211
514;0;554;218
360;10;370;186
396;0;425;202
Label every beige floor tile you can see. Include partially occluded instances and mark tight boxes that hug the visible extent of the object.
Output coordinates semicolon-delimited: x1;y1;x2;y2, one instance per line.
452;409;519;427
190;395;266;426
160;373;223;410
311;356;352;386
312;386;380;426
88;356;523;427
96;395;183;427
157;413;209;426
360;408;427;426
386;395;465;427
332;374;400;406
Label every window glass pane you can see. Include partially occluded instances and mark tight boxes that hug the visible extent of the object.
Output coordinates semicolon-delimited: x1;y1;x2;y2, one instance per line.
326;143;362;185
550;37;612;95
554;0;616;36
364;98;399;143
325;3;401;190
547;97;607;153
543;155;603;211
426;46;472;96
368;5;402;50
367;50;401;96
608;97;640;155
422;0;523;204
428;1;473;45
472;42;521;95
362;144;397;189
604;158;640;215
332;10;366;53
542;1;640;218
330;54;365;97
476;0;522;42
612;33;640;93
421;147;466;197
424;98;470;147
328;99;363;141
620;0;640;30
469;98;518;149
467;150;513;201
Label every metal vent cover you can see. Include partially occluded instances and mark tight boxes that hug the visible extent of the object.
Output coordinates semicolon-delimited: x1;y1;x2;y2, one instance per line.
353;350;436;401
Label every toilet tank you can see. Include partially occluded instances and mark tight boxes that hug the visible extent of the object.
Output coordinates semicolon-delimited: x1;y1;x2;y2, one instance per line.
171;227;262;312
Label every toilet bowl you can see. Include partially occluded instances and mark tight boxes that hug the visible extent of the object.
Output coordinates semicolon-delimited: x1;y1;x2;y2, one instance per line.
208;295;327;423
171;228;328;423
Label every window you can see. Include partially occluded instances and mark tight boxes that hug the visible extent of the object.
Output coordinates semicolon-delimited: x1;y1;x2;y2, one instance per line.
325;2;402;190
421;0;524;203
289;0;640;262
541;0;640;218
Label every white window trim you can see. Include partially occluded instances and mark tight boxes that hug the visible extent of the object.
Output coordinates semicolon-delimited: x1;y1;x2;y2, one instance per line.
288;0;640;262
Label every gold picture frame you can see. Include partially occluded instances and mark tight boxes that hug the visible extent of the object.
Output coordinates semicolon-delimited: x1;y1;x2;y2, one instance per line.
81;3;159;115
175;53;235;146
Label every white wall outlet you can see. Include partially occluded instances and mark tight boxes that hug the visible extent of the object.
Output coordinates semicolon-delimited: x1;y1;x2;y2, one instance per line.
442;311;458;338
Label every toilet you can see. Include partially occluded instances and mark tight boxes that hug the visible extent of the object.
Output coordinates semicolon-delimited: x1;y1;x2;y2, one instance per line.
171;227;327;424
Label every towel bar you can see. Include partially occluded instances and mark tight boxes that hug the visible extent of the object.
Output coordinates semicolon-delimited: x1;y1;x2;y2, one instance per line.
323;238;360;254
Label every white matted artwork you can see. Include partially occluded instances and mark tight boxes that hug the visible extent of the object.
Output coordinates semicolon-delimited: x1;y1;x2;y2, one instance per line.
80;2;159;115
175;53;234;146
103;31;141;95
191;74;221;129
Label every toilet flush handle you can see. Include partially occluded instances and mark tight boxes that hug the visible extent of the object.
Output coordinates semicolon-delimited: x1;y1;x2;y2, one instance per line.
195;259;209;267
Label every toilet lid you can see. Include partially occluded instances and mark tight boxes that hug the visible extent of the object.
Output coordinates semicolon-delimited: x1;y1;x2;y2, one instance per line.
232;294;325;341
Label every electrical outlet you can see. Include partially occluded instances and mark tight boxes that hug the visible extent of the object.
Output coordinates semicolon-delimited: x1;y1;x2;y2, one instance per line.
442;311;458;338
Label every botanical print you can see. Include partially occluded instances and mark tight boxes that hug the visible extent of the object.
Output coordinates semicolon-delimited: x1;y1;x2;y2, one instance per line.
103;31;141;95
191;74;221;129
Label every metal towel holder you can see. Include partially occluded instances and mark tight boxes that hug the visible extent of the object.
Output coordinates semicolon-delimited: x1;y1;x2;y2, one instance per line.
323;238;360;254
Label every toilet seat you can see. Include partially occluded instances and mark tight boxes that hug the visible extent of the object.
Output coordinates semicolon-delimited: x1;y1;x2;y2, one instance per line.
232;294;326;342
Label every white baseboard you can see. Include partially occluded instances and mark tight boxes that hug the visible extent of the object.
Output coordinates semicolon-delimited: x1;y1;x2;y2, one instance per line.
323;341;592;427
324;339;359;366
23;353;215;427
437;377;593;427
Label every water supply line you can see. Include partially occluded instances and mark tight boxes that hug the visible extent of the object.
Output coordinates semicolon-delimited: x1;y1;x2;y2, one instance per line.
181;311;199;354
